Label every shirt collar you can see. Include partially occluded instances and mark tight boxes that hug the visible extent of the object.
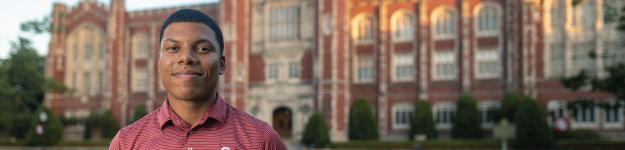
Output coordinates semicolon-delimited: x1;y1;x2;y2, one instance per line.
157;92;228;129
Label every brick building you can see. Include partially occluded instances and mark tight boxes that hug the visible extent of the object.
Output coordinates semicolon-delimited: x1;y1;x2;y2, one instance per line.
46;0;625;141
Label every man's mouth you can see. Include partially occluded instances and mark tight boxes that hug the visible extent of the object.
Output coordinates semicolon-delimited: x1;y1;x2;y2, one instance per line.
173;70;203;79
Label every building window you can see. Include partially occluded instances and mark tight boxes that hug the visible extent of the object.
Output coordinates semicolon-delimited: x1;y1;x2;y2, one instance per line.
393;13;414;40
237;64;243;80
268;62;279;79
393;53;414;82
392;102;414;129
604;101;623;125
476;49;499;78
72;71;77;88
84;28;94;59
356;55;375;82
269;5;300;40
100;41;105;59
64;110;74;119
433;102;456;128
571;43;596;76
478;101;500;126
571;1;596;27
288;62;299;78
134;68;148;92
477;6;498;32
549;44;565;78
434;51;456;80
356;16;375;41
324;15;332;34
84;72;91;94
133;34;148;58
548;100;567;123
73;43;78;62
551;0;564;27
435;10;455;36
603;43;625;68
574;106;597;123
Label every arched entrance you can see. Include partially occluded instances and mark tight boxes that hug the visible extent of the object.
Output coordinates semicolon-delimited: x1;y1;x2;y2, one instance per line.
272;107;292;138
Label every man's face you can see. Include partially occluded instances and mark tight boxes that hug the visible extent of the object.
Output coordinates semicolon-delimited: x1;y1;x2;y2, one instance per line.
158;22;225;101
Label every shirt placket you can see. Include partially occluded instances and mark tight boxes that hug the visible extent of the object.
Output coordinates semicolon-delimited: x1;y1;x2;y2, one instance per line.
180;120;194;150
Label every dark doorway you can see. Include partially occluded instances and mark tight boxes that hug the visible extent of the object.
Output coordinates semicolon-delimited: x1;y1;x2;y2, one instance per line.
272;107;292;138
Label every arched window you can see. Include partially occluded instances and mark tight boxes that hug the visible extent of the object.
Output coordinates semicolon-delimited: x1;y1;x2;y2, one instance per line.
433;101;456;129
435;10;455;36
84;28;95;59
550;0;564;27
392;102;414;129
65;25;105;96
357;16;375;41
393;12;414;40
477;6;497;32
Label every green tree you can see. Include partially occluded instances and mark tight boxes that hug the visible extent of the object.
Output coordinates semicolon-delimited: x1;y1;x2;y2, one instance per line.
500;92;522;123
348;99;379;140
301;112;330;148
83;110;102;140
514;96;551;149
451;92;483;139
409;100;437;140
132;105;148;123
101;110;120;138
26;106;63;146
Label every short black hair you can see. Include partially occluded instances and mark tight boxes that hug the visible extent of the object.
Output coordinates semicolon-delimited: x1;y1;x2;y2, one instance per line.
159;9;224;54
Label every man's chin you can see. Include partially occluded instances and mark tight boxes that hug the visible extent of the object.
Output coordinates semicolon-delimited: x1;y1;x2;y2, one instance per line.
168;91;210;101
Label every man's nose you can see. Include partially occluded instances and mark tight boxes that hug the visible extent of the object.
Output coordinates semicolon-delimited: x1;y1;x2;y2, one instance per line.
178;47;199;65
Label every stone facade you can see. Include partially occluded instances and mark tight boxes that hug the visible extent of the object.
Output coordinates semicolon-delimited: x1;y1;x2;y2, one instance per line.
46;0;625;141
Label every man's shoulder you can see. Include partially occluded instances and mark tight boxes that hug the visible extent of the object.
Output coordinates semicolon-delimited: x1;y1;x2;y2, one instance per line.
225;103;270;130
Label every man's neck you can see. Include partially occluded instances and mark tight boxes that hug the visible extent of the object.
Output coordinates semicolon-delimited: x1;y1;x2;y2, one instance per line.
167;92;217;126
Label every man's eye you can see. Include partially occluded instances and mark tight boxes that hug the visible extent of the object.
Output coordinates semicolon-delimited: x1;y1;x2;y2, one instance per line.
166;47;178;50
198;48;211;52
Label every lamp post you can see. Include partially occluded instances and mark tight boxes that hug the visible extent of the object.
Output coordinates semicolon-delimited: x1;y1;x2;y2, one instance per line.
39;111;47;150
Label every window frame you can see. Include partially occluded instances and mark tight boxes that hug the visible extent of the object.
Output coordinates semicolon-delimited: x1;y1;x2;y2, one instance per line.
474;48;501;79
392;52;415;82
433;101;456;129
268;4;301;41
431;8;457;40
354;54;375;83
352;13;376;44
391;10;415;42
432;51;456;80
391;102;415;130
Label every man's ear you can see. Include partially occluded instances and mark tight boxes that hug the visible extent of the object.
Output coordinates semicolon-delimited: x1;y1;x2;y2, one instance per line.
219;54;226;75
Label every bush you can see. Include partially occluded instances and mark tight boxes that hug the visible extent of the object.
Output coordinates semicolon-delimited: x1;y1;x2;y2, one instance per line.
348;99;379;140
301;111;330;148
451;92;482;139
555;129;600;140
500;92;522;123
409;100;438;140
132;105;148;123
101;110;120;138
514;96;551;149
26;106;63;146
83;110;102;139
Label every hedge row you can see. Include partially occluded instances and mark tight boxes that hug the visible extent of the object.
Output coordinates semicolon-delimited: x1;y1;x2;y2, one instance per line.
330;140;625;149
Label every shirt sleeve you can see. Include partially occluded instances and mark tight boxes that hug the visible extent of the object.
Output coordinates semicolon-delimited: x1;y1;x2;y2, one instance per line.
260;123;287;150
108;130;123;150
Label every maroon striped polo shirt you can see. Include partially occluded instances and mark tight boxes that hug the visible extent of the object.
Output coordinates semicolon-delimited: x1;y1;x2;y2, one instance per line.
109;92;287;150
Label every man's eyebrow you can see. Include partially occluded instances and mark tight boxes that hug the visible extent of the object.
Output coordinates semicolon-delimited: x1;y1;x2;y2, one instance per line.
164;38;180;43
193;39;212;45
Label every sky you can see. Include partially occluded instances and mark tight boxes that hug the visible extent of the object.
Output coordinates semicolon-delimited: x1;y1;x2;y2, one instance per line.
0;0;218;59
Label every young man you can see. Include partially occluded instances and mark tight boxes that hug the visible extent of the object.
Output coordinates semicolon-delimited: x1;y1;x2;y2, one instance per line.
109;9;287;150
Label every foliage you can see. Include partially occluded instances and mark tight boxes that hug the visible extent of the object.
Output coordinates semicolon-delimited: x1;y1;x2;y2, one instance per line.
348;99;379;140
26;106;63;146
10;111;33;139
20;16;51;34
618;6;625;31
514;96;551;149
100;110;120;138
301;111;330;148
132;105;148;123
330;140;625;150
603;3;619;24
451;92;482;139
555;129;600;140
499;92;522;123
83;110;102;139
596;63;625;101
409;100;438;140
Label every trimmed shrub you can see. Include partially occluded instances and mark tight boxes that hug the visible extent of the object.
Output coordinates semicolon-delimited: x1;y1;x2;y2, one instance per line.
132;105;148;123
451;92;483;139
409;100;438;140
301;111;330;148
555;129;600;140
26;106;63;146
83;110;102;140
101;110;120;138
500;92;522;123
514;96;551;149
348;99;379;140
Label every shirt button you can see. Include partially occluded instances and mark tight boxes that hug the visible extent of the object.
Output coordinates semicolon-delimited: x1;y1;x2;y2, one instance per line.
189;130;193;134
188;147;193;150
